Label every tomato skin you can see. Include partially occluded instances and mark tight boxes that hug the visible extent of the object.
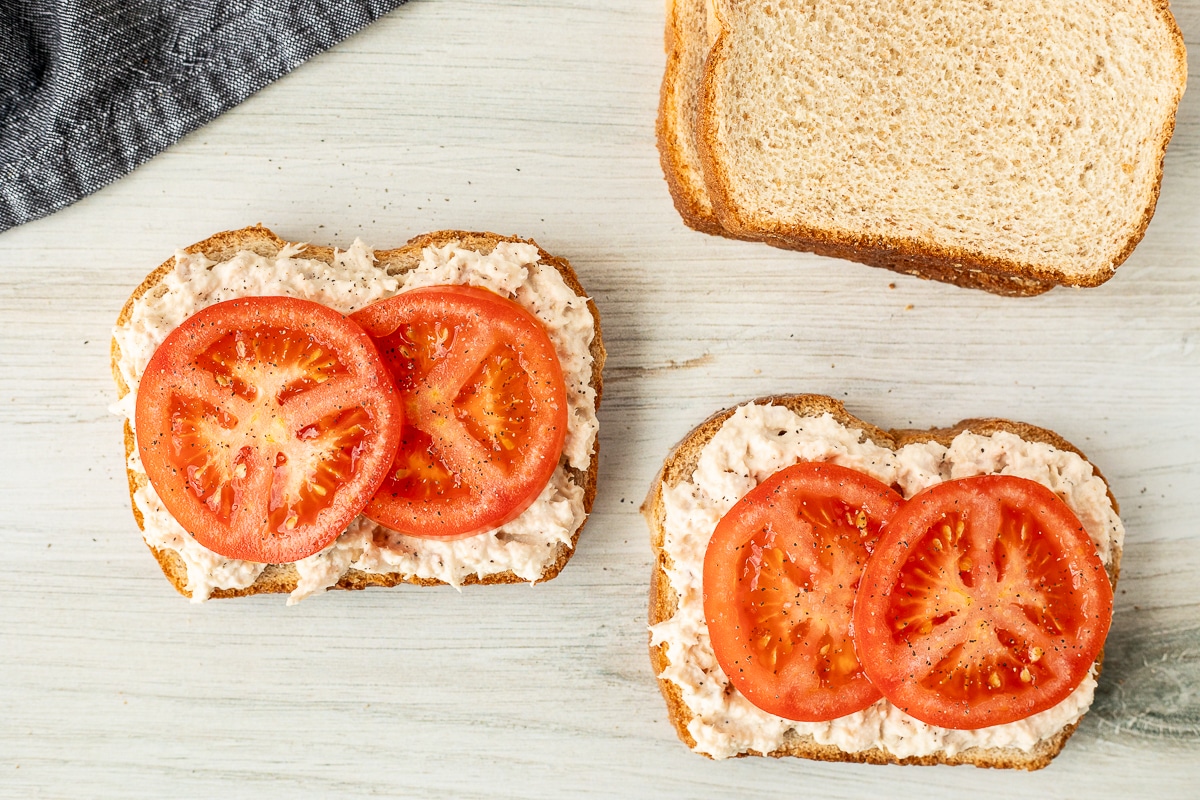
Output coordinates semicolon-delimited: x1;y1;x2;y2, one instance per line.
135;296;403;563
703;462;905;722
350;285;568;539
854;475;1113;730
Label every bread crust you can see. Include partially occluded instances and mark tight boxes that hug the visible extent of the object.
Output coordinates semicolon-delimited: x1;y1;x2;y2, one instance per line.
643;394;1120;768
693;0;1189;295
113;225;606;599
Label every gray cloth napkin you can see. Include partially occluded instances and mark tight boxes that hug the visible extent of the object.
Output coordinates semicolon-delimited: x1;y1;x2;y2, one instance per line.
0;0;408;232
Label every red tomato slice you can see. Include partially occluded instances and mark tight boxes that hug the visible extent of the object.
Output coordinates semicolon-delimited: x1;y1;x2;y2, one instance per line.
135;296;403;563
350;285;568;538
854;475;1113;729
703;462;906;721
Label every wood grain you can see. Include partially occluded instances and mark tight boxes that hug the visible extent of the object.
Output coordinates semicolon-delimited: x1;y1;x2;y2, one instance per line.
0;0;1197;796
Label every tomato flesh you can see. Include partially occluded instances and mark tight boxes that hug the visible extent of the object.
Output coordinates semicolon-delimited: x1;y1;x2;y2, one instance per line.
351;286;568;538
854;475;1113;729
136;297;403;563
703;462;905;721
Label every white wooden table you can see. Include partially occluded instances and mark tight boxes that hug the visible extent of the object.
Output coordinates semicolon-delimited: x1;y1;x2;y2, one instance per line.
1;1;1198;796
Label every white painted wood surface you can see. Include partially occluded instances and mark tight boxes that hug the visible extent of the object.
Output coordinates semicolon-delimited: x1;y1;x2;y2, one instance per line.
1;0;1198;795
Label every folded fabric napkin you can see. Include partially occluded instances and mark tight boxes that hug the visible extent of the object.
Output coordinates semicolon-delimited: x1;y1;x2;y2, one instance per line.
0;0;408;232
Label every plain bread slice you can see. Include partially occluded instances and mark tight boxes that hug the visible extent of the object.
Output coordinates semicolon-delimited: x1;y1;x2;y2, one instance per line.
697;0;1188;291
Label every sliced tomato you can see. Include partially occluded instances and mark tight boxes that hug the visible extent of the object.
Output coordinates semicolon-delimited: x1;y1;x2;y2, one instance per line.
349;285;567;538
854;475;1113;729
703;462;905;721
135;296;403;563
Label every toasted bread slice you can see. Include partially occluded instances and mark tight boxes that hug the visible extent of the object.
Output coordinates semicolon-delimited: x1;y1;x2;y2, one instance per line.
695;0;1187;294
112;225;605;599
644;394;1120;768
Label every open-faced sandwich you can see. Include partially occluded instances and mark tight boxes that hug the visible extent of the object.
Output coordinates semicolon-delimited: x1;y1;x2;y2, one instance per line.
644;395;1120;768
112;225;604;604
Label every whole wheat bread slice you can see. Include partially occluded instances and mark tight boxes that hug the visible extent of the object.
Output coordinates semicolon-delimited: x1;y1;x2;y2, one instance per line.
643;394;1120;768
694;0;1187;294
112;225;605;599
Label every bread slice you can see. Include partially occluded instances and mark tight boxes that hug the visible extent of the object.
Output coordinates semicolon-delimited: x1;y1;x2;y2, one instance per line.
655;0;1059;295
656;0;1062;295
112;225;605;599
643;394;1120;768
696;0;1187;293
657;0;726;236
